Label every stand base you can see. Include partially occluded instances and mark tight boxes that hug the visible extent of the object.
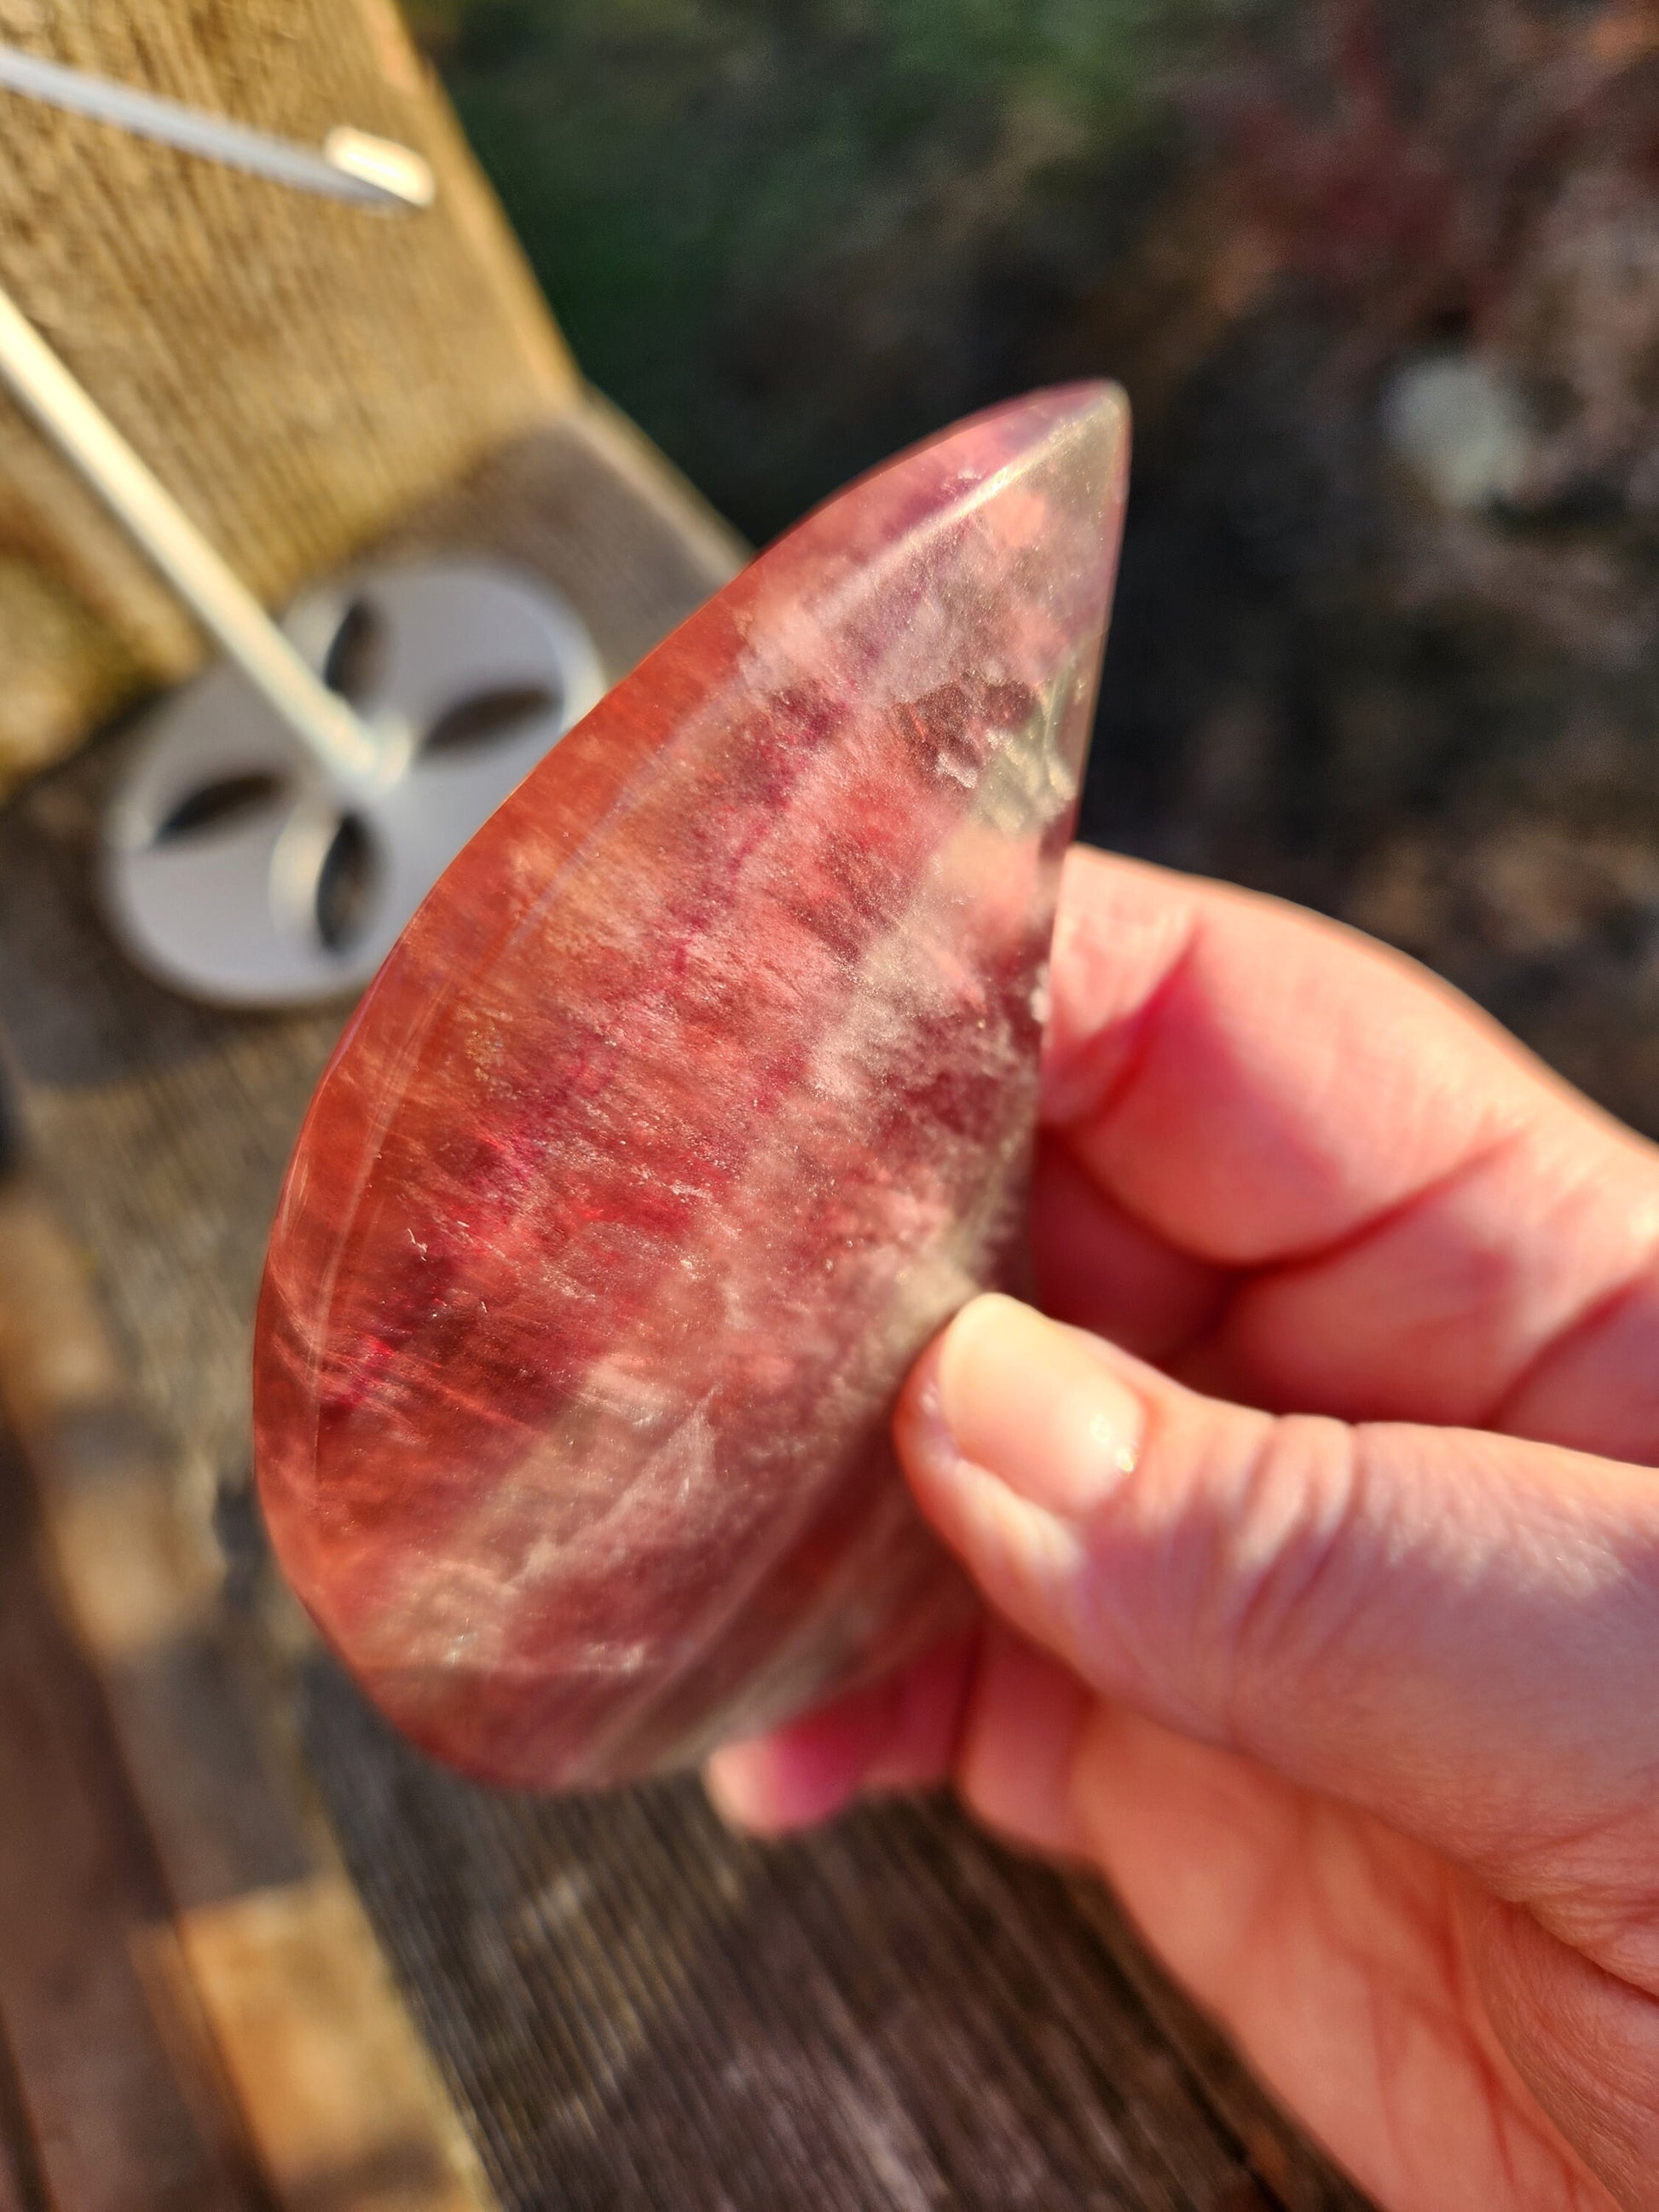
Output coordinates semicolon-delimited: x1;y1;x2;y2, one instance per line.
101;558;604;1007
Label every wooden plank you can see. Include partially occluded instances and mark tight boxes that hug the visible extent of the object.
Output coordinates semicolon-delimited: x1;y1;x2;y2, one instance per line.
0;1422;258;2212
306;1685;1361;2212
0;1179;314;1912
0;2059;38;2212
0;0;580;793
0;1180;499;2212
178;1877;488;2212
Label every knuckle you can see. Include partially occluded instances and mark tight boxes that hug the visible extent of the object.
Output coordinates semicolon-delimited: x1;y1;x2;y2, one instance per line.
1194;1411;1368;1712
1065;1400;1367;1732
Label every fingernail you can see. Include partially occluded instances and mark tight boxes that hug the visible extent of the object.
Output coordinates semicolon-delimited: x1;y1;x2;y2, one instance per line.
922;1294;1146;1520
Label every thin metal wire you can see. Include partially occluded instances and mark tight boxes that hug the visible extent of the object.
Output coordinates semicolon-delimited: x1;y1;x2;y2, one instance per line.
0;43;435;210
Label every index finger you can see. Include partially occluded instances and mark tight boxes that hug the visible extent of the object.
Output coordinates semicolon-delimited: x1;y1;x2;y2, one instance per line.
1042;846;1640;1265
1040;849;1659;1441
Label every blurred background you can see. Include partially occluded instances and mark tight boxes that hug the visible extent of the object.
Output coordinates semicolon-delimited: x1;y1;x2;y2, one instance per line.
414;0;1659;1139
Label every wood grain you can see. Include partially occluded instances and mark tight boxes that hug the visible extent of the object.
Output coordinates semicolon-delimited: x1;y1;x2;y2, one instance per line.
0;2042;38;2212
179;1877;490;2212
307;1682;1369;2212
0;0;578;792
0;1424;259;2212
0;1189;500;2212
0;1177;499;2212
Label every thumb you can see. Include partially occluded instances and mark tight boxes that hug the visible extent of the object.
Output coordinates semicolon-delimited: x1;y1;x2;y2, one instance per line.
897;1294;1659;1972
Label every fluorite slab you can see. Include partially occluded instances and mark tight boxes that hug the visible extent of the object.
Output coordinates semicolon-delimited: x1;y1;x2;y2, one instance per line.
254;384;1129;1790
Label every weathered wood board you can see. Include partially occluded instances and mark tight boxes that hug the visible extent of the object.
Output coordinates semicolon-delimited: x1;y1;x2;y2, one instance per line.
0;1179;496;2212
0;1417;257;2212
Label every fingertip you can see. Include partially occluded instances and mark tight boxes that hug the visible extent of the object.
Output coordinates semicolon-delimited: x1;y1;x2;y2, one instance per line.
894;1293;1061;1503
913;1294;1148;1522
893;1302;1100;1672
893;1316;951;1455
704;1678;894;1834
1041;849;1199;1129
706;1635;980;1835
704;1736;833;1835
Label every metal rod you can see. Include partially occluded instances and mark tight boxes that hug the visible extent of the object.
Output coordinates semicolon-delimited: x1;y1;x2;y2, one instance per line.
0;44;435;211
0;282;389;791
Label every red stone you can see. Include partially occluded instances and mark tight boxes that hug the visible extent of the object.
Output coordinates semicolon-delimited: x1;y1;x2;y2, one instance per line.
254;385;1130;1790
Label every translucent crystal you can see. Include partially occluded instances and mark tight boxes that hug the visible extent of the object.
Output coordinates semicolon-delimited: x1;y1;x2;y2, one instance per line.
254;385;1130;1789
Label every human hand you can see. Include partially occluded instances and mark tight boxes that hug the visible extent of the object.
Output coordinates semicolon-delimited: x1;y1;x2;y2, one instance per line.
708;846;1659;2212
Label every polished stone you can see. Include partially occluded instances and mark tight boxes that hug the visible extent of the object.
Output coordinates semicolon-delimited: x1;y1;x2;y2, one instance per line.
254;384;1130;1789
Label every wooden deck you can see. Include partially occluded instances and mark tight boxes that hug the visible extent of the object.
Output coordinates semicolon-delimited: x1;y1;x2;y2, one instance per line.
0;398;1369;2212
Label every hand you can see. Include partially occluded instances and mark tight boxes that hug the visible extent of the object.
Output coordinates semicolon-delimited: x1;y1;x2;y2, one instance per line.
707;847;1659;2212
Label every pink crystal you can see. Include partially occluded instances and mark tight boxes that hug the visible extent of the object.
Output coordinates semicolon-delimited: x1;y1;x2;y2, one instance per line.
253;385;1130;1789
